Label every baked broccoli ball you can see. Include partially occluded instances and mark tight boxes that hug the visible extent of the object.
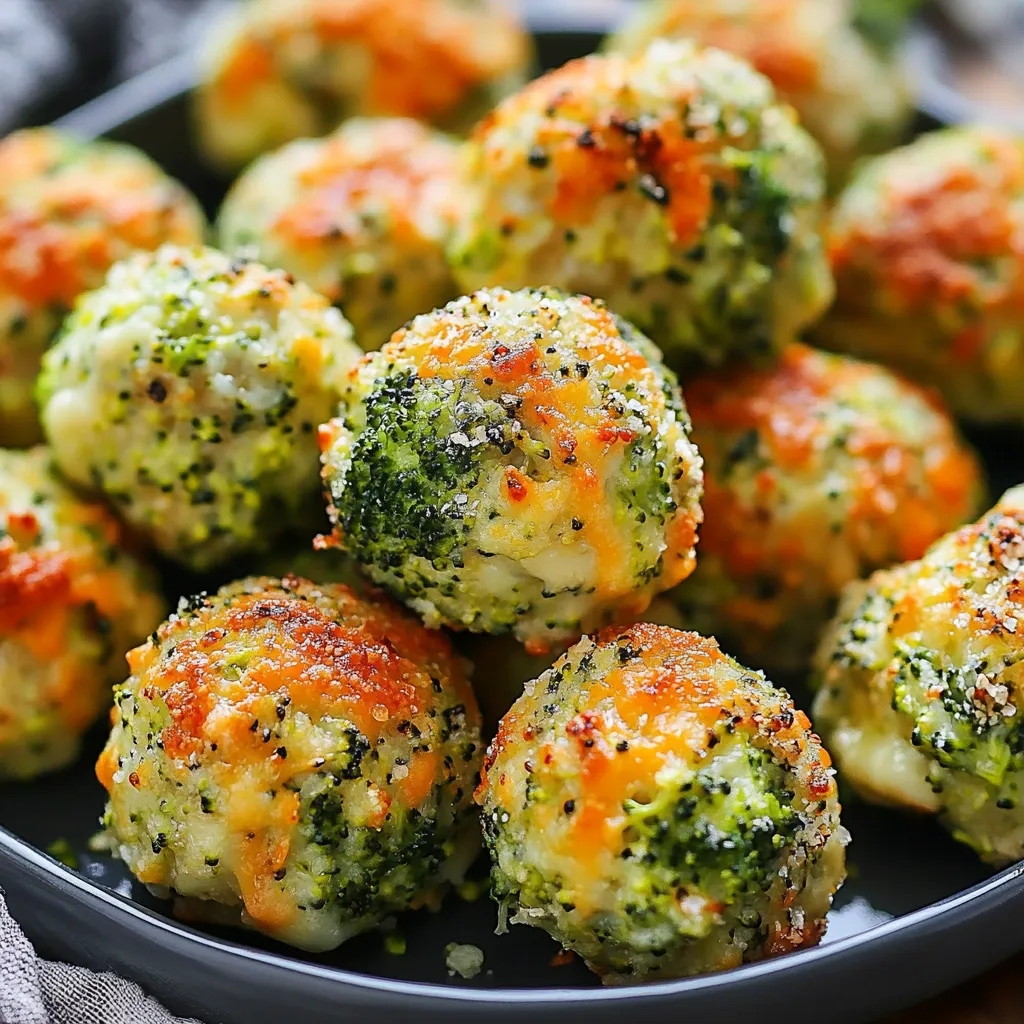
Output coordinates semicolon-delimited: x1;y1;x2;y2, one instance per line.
320;287;704;653
479;623;846;982
0;448;164;780
816;128;1024;424
813;487;1024;866
38;245;361;571
606;0;911;186
218;118;461;352
670;345;984;673
447;39;833;370
0;128;206;448
96;575;483;951
195;0;532;170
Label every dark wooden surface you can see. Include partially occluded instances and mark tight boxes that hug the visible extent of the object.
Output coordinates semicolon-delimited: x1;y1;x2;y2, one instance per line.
887;954;1021;1022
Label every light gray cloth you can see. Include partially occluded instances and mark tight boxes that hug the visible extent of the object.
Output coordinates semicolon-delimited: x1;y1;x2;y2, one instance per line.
0;0;76;134
0;891;202;1024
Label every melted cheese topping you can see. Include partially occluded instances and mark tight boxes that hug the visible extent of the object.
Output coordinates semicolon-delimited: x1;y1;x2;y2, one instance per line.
608;0;911;179
98;575;481;944
690;344;980;576
0;128;204;313
474;50;751;250
830;128;1024;313
814;487;1024;861
219;0;525;117
671;344;981;670
269;120;459;266
483;624;836;890
0;448;163;769
356;288;701;606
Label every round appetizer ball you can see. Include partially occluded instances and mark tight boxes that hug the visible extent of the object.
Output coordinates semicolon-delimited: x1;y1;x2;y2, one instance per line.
447;39;833;370
194;0;532;170
0;127;206;448
38;245;361;571
816;127;1024;424
320;287;705;653
0;448;164;780
96;575;483;951
218;118;461;352
670;344;984;673
605;0;911;186
479;623;846;982
813;486;1024;866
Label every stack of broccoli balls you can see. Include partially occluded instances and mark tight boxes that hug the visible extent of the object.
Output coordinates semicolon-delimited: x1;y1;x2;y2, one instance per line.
8;0;1024;988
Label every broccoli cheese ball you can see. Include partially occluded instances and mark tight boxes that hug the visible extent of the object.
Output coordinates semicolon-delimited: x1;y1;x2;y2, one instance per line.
479;624;846;982
813;487;1024;866
195;0;532;170
606;0;911;186
816;128;1024;423
0;448;164;780
218;118;461;351
96;575;483;951
670;345;983;673
0;128;205;448
38;245;361;571
320;287;704;653
448;39;833;370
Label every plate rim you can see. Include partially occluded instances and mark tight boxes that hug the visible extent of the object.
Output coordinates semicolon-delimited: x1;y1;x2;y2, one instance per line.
4;822;1024;1006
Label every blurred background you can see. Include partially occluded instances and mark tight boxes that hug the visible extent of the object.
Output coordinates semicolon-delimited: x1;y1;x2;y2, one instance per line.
5;0;1024;133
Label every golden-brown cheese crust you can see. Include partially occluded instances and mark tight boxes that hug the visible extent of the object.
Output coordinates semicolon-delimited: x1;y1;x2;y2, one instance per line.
217;118;462;350
607;0;911;183
817;128;1024;422
197;0;531;167
97;576;482;949
671;344;982;671
479;624;845;980
0;448;164;778
0;128;205;446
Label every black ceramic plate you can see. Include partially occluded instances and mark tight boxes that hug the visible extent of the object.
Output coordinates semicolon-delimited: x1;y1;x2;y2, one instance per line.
3;16;1024;1024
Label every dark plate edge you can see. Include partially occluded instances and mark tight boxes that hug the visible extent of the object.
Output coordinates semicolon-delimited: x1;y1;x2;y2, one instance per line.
51;7;631;142
55;52;197;140
4;822;1024;1012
